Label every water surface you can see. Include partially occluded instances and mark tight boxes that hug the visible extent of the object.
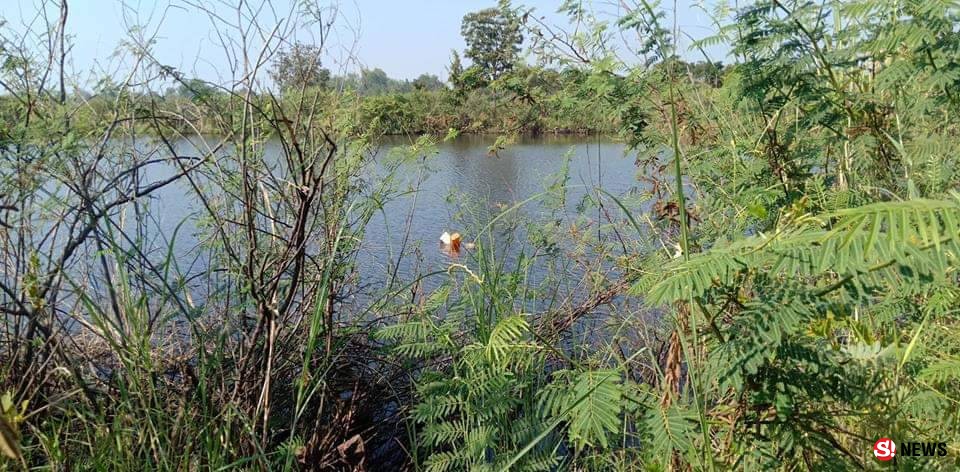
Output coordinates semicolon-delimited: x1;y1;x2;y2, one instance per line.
147;134;641;304
359;135;637;293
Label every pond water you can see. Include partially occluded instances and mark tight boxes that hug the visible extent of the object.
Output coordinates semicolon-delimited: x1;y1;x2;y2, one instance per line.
148;134;642;305
358;135;638;292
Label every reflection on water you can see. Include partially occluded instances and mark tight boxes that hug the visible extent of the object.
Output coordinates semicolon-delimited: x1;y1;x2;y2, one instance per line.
146;134;640;303
359;135;638;296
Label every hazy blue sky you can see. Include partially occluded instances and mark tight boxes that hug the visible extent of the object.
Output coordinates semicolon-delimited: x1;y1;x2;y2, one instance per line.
0;0;725;84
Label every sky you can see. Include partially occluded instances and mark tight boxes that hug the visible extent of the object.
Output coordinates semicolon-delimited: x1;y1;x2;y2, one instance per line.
0;0;727;85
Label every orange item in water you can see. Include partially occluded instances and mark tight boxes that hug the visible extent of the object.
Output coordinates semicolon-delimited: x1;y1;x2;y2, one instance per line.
440;231;463;252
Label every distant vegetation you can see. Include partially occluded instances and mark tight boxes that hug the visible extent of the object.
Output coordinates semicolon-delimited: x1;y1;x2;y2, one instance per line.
2;0;960;471
147;62;638;136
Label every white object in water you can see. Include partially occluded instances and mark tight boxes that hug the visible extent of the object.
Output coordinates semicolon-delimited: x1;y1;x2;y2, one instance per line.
440;231;463;251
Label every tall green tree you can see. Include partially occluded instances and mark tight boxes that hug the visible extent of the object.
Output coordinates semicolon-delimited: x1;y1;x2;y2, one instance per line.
269;42;330;91
460;2;523;82
447;49;464;89
411;73;445;91
358;68;397;94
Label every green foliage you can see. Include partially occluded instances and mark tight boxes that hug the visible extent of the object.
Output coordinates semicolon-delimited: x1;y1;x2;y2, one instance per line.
540;369;623;450
383;308;559;471
412;73;446;91
379;264;634;470
461;2;524;82
269;42;331;91
619;1;960;468
648;197;960;304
